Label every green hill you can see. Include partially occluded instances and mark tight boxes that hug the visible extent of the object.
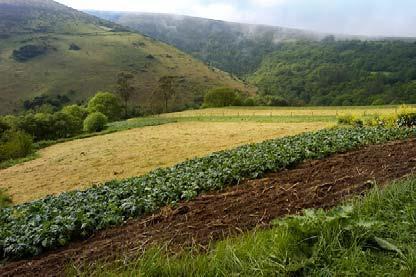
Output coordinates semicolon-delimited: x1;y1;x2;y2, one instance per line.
86;11;335;76
0;0;253;114
249;40;416;105
88;11;416;106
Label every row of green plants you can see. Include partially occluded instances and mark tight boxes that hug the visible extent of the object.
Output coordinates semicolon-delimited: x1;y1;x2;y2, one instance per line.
0;92;122;163
0;127;414;260
77;176;416;276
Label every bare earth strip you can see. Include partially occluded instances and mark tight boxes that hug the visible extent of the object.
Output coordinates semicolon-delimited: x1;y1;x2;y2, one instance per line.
0;122;330;204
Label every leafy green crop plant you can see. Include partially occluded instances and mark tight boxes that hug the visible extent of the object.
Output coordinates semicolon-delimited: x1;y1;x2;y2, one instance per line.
0;127;414;260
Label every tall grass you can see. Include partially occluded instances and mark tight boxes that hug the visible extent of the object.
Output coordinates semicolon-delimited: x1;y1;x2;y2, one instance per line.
74;177;416;276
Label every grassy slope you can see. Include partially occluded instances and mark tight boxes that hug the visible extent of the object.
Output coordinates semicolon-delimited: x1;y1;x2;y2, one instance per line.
0;0;254;114
75;176;416;276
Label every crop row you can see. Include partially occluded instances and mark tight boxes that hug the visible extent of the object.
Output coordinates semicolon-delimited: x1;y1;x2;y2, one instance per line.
0;127;414;260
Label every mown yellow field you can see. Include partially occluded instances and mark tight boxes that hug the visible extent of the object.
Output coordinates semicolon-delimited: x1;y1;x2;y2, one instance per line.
161;106;416;118
0;121;331;204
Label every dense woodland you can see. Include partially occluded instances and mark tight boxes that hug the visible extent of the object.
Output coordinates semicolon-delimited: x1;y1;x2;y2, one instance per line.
250;40;416;105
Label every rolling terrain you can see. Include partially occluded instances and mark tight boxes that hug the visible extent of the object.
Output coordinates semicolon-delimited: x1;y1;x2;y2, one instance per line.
87;11;332;76
0;0;253;114
90;11;416;106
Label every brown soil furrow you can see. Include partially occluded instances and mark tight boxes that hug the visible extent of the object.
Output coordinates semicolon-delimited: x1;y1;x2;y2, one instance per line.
1;138;416;277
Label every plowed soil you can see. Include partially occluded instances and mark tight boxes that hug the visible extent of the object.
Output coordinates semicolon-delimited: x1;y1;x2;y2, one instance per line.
2;138;416;277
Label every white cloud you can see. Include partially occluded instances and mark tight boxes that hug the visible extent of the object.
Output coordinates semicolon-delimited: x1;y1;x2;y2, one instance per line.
250;0;288;7
55;0;416;37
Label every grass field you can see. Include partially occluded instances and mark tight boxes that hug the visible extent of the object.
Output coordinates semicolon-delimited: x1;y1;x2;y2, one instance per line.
162;105;416;118
0;120;331;204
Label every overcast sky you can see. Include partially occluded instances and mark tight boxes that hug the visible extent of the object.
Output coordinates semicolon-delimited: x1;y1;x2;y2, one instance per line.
56;0;416;37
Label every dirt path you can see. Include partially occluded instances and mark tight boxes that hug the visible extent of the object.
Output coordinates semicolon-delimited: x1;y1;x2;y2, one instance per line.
2;139;416;276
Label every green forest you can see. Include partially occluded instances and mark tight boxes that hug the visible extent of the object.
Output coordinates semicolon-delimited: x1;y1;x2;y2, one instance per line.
250;40;416;105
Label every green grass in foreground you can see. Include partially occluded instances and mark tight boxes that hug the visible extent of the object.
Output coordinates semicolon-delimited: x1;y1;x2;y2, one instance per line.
74;177;416;276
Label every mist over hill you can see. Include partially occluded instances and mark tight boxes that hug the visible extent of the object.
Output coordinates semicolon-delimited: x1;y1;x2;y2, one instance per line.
88;11;416;106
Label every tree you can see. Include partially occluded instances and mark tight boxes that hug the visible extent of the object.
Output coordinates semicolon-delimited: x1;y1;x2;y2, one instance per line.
83;112;108;133
62;104;88;121
203;87;239;107
158;76;178;113
116;72;135;118
87;92;122;121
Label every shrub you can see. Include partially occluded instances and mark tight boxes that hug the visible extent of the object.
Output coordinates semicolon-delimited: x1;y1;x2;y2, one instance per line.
15;112;83;141
337;114;363;127
62;105;88;121
83;112;108;133
69;43;81;51
203;87;240;107
87;92;122;121
397;112;416;128
0;118;11;135
0;130;33;162
12;44;48;62
0;189;12;209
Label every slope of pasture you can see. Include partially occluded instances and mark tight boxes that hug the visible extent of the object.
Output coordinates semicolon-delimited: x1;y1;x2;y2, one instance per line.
0;121;330;204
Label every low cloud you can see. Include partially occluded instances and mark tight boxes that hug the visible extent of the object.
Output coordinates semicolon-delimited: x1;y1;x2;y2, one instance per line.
57;0;416;37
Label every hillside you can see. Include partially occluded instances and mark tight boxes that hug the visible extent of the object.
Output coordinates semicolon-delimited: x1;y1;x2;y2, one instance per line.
88;11;416;106
0;0;253;114
249;40;416;105
86;11;335;76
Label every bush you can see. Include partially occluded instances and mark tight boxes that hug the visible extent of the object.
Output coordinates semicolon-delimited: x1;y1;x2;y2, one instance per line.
0;130;33;162
203;87;240;108
397;112;416;128
0;189;12;209
0;118;11;135
62;105;88;121
337;114;363;127
12;44;48;62
87;92;122;121
15;112;83;141
83;112;108;133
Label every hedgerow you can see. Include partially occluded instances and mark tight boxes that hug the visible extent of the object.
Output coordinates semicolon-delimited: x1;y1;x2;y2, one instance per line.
0;127;414;260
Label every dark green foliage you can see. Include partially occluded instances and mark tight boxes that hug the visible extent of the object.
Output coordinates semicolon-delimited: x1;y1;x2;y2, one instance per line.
12;44;48;62
61;105;88;121
203;87;240;107
69;43;81;51
0;130;33;162
87;92;122;122
0;189;12;209
250;40;416;105
89;12;323;76
83;112;108;132
0;127;413;259
397;113;416;127
23;94;70;112
14;112;83;141
0;118;11;135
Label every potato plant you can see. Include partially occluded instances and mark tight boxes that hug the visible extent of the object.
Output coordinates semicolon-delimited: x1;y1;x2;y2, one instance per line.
0;127;414;260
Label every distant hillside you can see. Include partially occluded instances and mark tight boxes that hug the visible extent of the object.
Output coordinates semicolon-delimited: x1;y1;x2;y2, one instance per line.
89;11;416;106
86;11;340;76
249;40;416;105
0;0;253;114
